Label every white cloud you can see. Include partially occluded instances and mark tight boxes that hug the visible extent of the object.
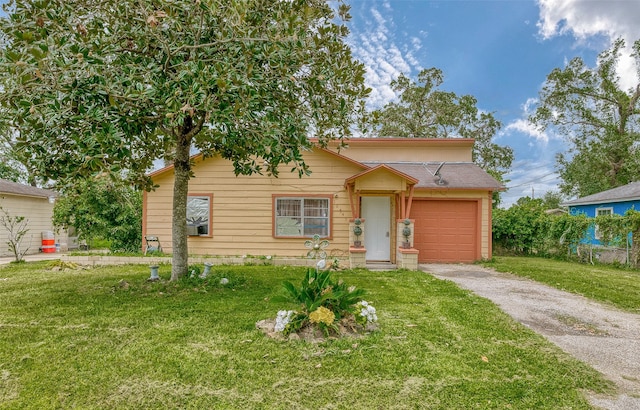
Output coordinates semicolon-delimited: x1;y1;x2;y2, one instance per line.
498;95;566;207
537;0;640;90
346;3;424;108
410;36;422;50
501;160;561;208
504;119;550;143
500;98;557;144
522;97;537;114
537;0;640;41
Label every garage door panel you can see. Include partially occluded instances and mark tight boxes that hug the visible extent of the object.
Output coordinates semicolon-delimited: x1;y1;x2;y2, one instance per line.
411;200;478;263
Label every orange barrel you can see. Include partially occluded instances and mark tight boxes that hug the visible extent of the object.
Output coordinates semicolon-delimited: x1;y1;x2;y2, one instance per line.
42;231;56;253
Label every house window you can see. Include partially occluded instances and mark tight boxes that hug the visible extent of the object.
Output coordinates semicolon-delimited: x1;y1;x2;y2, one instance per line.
274;196;330;237
187;194;212;236
594;207;613;240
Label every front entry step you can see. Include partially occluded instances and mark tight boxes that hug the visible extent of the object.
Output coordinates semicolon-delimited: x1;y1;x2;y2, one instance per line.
366;262;397;271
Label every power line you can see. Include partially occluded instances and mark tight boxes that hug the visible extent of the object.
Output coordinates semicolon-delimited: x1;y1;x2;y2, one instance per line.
505;172;558;189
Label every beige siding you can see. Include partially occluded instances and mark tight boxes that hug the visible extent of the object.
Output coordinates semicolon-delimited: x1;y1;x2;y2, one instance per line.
355;170;406;191
146;140;496;262
0;194;60;257
145;150;365;258
329;139;474;163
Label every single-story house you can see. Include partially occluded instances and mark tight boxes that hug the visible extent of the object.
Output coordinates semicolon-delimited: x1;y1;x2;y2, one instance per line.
143;138;503;268
562;181;640;246
0;178;62;257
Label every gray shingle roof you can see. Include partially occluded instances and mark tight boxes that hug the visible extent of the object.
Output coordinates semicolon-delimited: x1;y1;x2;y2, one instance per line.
362;162;504;190
0;179;57;199
562;181;640;206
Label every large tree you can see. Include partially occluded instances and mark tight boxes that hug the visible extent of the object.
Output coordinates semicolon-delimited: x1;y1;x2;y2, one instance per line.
372;68;514;182
530;38;640;198
0;0;368;279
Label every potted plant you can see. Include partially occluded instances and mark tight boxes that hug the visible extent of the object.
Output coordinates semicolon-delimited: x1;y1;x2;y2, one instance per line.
402;219;412;248
353;218;363;247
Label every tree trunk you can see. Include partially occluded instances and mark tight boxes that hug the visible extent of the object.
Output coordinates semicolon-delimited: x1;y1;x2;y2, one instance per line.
170;132;192;281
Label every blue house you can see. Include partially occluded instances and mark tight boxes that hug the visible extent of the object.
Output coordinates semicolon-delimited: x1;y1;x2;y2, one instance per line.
562;181;640;246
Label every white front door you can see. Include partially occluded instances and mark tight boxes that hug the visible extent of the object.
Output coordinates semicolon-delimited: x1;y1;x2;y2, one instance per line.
361;196;391;261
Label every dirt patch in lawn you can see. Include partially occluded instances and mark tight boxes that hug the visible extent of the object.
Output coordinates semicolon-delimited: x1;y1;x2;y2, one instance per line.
256;317;377;343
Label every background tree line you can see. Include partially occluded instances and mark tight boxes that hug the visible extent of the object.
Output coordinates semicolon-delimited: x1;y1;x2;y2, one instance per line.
493;196;640;266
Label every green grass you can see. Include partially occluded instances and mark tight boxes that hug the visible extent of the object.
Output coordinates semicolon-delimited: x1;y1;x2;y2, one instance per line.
0;262;611;409
482;256;640;313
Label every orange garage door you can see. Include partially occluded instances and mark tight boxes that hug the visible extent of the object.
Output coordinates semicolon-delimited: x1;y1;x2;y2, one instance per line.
411;200;479;263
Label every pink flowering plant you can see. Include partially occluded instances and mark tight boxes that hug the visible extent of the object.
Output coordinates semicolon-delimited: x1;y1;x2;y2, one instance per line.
278;267;377;337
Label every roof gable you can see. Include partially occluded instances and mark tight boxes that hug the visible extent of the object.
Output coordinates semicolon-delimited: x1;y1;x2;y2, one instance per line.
149;147;368;181
345;165;418;192
146;141;502;192
0;179;57;199
562;181;640;206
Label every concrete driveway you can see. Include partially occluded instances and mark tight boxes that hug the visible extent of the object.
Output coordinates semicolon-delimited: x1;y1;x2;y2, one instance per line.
0;253;63;265
421;263;640;410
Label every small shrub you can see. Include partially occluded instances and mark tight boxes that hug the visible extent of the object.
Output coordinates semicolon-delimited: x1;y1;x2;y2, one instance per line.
0;207;31;262
278;267;375;337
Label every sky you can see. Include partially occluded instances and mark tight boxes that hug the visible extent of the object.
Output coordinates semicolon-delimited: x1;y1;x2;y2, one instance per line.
341;0;640;207
1;1;639;207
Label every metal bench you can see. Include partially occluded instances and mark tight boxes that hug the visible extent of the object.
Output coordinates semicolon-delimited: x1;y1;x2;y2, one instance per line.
144;236;162;255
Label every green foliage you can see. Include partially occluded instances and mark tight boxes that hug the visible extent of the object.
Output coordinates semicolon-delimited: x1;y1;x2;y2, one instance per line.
594;213;628;247
595;209;640;265
176;267;246;291
0;119;31;183
493;198;548;254
0;263;612;407
530;38;640;198
0;160;23;183
372;67;514;183
541;190;565;210
493;197;589;257
281;267;367;335
0;0;369;279
0;0;365;186
496;202;640;266
52;177;141;252
545;212;591;256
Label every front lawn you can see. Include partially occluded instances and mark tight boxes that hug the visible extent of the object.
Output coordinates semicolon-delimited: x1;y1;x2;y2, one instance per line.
482;256;640;313
0;262;611;409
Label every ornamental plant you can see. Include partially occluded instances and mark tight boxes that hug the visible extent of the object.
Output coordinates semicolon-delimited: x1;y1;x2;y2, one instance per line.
279;267;376;337
355;301;378;326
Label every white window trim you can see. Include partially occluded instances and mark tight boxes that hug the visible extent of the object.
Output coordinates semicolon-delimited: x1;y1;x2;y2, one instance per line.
594;207;613;240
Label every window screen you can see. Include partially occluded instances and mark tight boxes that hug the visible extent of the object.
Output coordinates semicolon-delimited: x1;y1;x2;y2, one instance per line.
275;197;329;237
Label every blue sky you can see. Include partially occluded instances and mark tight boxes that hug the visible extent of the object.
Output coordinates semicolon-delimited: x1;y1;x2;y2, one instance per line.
2;1;638;206
342;0;640;207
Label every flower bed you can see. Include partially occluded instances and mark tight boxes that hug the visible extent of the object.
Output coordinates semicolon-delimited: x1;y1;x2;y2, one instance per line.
257;264;378;342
